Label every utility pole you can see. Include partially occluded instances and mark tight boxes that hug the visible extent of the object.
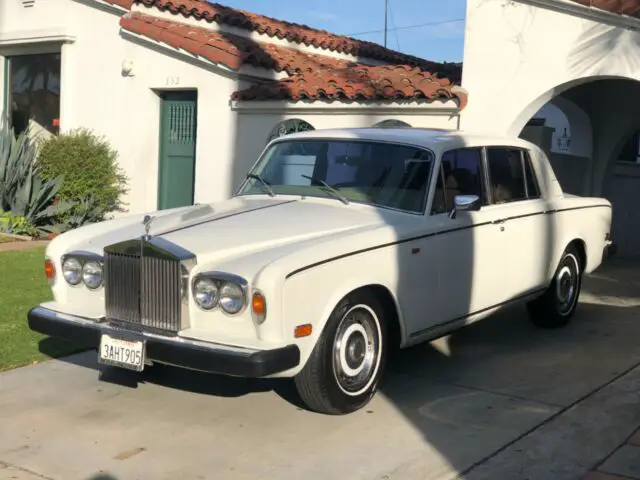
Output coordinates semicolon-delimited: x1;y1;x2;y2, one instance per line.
384;0;388;47
384;0;389;48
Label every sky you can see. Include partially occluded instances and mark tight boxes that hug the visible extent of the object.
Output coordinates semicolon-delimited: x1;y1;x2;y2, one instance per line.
222;0;468;62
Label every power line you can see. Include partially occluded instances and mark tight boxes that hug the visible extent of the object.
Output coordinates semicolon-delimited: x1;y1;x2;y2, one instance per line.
347;17;465;37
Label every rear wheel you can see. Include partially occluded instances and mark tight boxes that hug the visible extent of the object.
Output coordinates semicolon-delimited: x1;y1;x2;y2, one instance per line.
527;245;582;328
294;290;387;415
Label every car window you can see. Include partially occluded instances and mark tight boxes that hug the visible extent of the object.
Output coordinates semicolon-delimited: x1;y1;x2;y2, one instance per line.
239;140;435;213
432;147;487;215
523;151;540;199
486;148;528;204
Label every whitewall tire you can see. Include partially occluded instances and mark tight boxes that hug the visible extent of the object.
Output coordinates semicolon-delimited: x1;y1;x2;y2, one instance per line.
294;289;387;415
527;245;582;328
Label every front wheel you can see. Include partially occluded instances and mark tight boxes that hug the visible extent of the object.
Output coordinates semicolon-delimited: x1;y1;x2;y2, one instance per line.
527;245;582;328
294;290;387;415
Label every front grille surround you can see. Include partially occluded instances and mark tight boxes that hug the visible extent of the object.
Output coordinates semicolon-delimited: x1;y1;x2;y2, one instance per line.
103;237;196;334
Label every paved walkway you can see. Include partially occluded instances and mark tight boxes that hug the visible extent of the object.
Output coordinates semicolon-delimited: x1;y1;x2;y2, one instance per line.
0;259;639;480
584;428;640;479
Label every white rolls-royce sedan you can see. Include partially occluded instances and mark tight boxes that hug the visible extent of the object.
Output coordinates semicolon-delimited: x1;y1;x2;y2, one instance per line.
28;128;616;415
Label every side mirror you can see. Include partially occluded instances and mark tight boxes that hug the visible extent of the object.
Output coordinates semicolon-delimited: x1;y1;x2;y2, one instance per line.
449;194;481;219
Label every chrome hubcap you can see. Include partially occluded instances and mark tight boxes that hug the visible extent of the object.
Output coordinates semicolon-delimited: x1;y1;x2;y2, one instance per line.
332;305;381;396
556;256;579;314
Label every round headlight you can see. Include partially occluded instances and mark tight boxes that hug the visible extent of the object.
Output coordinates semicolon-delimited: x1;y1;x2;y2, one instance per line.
62;257;82;286
219;282;246;314
194;277;219;310
82;261;103;289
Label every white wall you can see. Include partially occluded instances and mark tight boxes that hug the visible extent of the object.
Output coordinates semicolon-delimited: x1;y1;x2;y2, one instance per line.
461;0;640;137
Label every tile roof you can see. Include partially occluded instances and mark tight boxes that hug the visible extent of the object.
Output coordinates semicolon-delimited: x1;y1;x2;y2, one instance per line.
570;0;640;18
120;12;467;107
103;0;133;8
130;0;459;72
232;66;467;106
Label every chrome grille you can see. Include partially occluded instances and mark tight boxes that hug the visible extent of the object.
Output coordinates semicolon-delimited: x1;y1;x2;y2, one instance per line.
104;252;141;324
140;256;182;332
104;238;193;334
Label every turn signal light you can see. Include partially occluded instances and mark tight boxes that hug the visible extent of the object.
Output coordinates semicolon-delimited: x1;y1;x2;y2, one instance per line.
44;258;56;285
251;291;267;324
294;324;313;338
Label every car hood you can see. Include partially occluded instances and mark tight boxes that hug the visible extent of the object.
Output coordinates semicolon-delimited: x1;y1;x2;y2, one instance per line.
64;196;393;263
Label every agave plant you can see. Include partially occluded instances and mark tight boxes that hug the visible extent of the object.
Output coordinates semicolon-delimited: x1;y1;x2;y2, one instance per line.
0;124;73;235
41;194;106;234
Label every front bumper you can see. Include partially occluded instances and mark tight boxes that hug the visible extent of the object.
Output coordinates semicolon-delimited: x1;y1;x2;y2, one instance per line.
27;306;300;377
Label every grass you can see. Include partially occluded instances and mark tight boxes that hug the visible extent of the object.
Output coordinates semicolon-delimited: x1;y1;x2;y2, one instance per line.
0;234;15;244
0;247;83;371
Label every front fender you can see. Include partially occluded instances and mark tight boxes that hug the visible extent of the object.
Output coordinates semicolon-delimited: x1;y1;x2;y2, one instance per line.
280;248;406;373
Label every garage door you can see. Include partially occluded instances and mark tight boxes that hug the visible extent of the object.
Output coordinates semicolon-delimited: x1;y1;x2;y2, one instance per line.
606;167;640;257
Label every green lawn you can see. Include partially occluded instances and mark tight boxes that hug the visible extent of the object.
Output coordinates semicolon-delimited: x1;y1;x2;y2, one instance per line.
0;247;83;371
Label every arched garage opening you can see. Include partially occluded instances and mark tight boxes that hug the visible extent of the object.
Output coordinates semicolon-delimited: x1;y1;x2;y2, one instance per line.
514;77;640;257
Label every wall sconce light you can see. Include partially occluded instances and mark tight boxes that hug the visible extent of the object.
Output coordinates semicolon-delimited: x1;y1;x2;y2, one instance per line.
557;127;571;152
121;59;135;77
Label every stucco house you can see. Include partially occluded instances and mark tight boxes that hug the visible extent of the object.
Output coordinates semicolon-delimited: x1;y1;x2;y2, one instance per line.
0;0;466;215
462;0;640;256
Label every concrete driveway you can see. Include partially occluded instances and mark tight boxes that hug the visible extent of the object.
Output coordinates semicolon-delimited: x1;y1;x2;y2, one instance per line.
2;259;640;480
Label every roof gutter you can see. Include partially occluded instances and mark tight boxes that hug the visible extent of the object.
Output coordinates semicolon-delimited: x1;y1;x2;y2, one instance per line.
514;0;640;30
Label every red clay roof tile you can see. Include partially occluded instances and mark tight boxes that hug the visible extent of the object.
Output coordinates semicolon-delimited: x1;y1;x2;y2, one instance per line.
120;12;466;107
129;0;461;76
233;65;466;106
570;0;640;17
103;0;133;8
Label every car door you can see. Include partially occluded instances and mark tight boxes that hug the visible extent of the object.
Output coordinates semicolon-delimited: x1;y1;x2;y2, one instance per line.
484;147;550;299
424;147;510;332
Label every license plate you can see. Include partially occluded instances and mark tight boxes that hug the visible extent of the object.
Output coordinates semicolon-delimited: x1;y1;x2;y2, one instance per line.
98;334;145;372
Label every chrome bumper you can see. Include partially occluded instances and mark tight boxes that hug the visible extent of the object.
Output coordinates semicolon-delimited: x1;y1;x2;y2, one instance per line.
27;306;300;377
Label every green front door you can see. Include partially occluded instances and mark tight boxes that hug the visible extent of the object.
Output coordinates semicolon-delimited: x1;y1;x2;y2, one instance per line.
158;91;197;210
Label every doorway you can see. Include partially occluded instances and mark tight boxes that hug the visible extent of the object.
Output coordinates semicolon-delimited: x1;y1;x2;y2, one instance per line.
157;90;197;210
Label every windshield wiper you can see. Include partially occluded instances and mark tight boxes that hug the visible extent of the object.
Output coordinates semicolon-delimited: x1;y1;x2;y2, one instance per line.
247;173;275;197
301;174;349;205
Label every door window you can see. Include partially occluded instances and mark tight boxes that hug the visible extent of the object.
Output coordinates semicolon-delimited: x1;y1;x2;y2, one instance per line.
485;148;528;204
432;147;487;214
523;151;541;199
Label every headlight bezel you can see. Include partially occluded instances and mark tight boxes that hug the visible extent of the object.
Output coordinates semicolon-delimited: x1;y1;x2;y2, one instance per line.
191;272;249;316
60;252;104;290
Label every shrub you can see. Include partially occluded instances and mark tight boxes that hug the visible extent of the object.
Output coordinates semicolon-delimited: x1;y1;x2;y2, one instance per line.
37;128;128;217
0;211;38;237
0;124;73;237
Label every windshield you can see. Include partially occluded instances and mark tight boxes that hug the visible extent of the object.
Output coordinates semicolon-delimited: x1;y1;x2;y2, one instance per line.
237;139;435;213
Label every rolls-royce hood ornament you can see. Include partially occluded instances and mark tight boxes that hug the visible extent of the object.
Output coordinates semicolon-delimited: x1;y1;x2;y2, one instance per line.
142;214;155;239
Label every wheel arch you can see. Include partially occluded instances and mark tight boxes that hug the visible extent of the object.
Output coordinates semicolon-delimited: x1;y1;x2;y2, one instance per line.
316;282;406;350
566;238;587;272
281;274;407;374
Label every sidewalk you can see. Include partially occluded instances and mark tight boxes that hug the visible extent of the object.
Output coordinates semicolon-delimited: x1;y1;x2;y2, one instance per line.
584;429;640;479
